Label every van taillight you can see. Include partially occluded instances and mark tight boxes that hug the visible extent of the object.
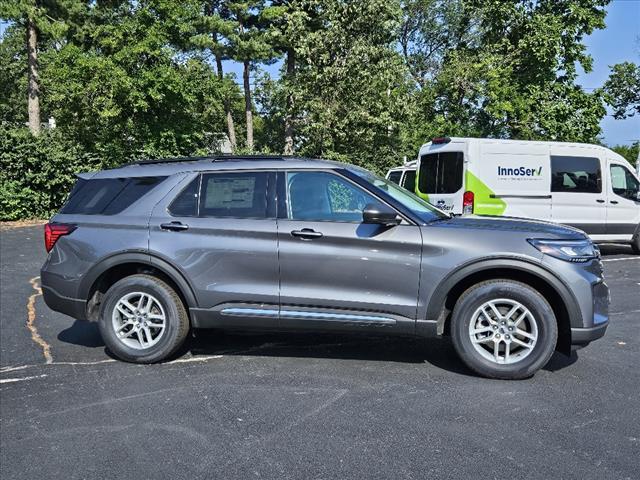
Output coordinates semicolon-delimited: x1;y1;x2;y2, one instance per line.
44;223;76;252
462;191;474;215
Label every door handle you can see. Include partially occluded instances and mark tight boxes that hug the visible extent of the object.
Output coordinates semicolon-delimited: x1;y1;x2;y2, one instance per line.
160;221;189;231
610;200;619;205
291;228;323;239
596;199;605;203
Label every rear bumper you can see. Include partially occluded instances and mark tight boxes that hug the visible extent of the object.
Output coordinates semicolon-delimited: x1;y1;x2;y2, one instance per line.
571;323;608;345
42;284;87;320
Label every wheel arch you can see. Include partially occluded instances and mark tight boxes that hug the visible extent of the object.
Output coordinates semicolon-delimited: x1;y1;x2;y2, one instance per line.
426;258;581;354
79;252;198;322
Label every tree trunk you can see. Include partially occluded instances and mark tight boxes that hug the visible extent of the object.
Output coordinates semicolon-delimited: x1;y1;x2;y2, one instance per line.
283;48;295;155
243;60;253;152
27;16;41;135
215;52;237;152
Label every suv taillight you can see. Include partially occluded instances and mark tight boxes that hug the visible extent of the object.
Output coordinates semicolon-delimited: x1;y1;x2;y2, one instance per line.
44;223;76;252
462;191;474;215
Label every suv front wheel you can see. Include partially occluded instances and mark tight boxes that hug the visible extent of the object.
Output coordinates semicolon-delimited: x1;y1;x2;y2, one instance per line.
99;274;190;363
451;280;557;379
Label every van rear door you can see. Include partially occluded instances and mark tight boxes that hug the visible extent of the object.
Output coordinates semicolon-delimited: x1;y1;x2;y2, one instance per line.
416;151;464;214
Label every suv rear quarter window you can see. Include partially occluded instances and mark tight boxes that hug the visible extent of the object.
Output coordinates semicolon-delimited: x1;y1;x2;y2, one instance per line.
60;176;167;215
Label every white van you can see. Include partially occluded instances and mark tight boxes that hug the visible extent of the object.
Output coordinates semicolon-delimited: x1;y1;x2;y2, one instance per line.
386;160;417;192
387;137;640;252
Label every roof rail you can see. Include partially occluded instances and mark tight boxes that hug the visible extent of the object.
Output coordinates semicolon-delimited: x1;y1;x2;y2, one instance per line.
128;153;293;166
129;156;213;166
210;154;290;161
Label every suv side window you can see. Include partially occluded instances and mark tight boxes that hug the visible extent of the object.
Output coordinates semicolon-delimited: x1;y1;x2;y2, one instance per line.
168;176;200;217
287;171;380;222
610;164;640;201
551;156;602;193
200;171;269;218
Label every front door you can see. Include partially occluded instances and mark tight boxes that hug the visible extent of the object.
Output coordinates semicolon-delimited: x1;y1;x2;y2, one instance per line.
276;170;423;335
607;161;640;237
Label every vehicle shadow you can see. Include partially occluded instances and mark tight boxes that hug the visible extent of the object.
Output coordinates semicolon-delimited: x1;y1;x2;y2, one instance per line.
598;244;634;256
180;330;576;377
57;320;105;348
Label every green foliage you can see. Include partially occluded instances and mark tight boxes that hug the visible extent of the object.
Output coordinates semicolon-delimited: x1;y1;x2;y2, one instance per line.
602;62;640;119
610;142;639;167
0;127;101;220
0;0;631;220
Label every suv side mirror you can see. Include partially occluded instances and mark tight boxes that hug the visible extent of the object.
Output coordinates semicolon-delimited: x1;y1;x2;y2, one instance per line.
362;203;401;226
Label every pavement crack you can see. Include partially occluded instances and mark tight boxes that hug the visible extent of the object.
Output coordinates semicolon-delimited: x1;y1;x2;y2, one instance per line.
26;276;53;364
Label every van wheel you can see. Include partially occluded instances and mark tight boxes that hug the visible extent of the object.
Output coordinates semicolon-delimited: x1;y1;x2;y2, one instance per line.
632;232;640;255
450;280;557;380
99;274;189;363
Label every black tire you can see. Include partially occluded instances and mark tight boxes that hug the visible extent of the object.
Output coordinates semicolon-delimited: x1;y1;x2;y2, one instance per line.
99;274;189;363
632;230;640;255
451;280;557;380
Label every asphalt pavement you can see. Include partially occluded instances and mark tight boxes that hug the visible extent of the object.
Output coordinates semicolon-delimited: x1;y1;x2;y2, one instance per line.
1;225;639;479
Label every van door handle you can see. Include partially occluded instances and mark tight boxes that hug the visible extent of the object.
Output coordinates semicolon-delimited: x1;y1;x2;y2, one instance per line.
160;221;189;231
291;228;323;239
596;199;605;203
610;200;619;205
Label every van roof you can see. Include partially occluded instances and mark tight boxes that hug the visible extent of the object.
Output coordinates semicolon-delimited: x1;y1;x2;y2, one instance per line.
418;137;633;168
81;155;355;179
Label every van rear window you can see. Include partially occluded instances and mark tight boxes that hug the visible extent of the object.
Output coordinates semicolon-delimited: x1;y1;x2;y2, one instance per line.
60;176;167;215
418;152;463;194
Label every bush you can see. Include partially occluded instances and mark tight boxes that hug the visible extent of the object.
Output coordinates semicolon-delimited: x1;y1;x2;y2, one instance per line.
0;127;102;220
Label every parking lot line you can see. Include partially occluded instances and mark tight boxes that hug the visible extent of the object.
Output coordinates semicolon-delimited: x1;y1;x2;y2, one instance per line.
601;257;640;262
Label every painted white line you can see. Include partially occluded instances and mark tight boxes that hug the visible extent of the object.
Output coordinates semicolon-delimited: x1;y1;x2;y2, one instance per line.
0;356;222;374
166;355;223;364
0;374;47;384
602;257;640;262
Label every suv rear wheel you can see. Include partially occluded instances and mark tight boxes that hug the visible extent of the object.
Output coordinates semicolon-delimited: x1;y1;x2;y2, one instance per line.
99;274;189;363
451;280;557;379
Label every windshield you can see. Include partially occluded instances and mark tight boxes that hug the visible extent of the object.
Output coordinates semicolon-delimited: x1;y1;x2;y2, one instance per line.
352;169;450;223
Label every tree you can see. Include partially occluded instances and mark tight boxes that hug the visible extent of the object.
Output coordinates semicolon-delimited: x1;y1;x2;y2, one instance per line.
280;0;410;172
610;142;639;167
602;62;640;119
222;1;277;152
188;0;239;151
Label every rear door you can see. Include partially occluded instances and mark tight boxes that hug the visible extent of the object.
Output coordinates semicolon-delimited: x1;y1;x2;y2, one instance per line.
606;161;640;237
550;154;606;234
417;151;464;214
276;170;422;334
149;170;280;328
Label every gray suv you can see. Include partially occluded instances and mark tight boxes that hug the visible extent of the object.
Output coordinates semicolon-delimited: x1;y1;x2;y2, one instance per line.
41;156;609;379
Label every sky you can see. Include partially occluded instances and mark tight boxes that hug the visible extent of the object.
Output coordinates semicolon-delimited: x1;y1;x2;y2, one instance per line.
2;0;639;146
575;0;640;146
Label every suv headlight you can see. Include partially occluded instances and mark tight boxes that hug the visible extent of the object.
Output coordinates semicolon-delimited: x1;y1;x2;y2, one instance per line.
528;239;597;263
